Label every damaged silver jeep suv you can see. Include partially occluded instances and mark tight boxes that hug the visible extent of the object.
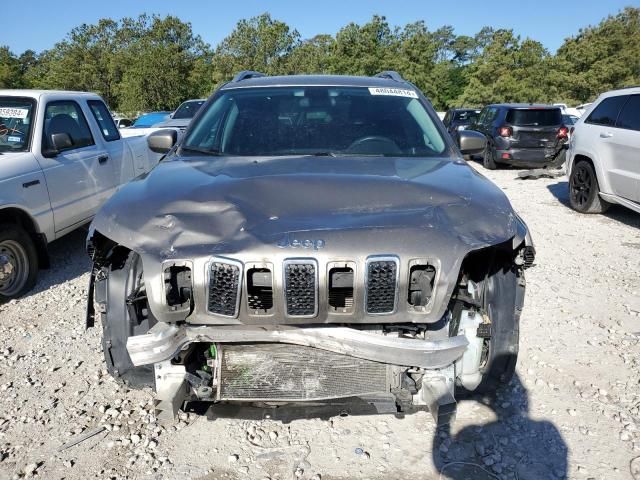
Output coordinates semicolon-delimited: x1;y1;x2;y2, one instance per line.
86;71;535;425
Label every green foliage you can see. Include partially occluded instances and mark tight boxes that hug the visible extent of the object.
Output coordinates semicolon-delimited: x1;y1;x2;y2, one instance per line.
0;46;23;89
0;8;637;112
555;7;640;103
212;13;300;85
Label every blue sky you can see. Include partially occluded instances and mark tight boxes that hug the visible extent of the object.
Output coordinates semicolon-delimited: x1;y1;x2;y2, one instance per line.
2;0;635;54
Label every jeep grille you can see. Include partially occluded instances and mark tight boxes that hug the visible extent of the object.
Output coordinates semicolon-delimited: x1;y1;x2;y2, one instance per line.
365;258;399;314
207;261;242;317
284;260;317;317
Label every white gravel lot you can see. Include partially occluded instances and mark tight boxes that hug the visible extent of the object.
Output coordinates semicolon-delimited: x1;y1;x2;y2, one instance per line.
0;162;639;480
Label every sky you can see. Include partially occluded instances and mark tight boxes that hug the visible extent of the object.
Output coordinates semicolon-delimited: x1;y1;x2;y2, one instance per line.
2;0;636;54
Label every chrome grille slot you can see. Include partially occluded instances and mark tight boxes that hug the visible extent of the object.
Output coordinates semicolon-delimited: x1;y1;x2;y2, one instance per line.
328;264;355;314
284;260;317;317
365;257;398;314
207;260;242;317
247;267;273;314
219;344;388;401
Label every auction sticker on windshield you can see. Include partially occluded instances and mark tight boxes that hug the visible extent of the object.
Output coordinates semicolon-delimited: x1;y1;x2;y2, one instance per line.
368;87;418;98
0;108;29;119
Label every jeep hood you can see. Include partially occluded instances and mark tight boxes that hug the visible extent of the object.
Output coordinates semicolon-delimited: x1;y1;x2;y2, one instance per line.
91;154;519;258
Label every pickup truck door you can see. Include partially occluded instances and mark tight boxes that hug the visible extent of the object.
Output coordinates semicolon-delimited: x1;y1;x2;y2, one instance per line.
35;99;111;236
610;95;640;203
86;99;131;204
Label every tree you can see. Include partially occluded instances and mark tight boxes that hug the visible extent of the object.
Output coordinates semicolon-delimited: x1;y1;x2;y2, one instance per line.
457;29;552;105
212;13;300;85
0;47;22;88
330;16;397;76
285;34;334;74
554;7;640;103
115;15;209;113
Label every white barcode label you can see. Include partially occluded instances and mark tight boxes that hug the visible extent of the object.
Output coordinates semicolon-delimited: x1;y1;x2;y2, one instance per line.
368;87;418;98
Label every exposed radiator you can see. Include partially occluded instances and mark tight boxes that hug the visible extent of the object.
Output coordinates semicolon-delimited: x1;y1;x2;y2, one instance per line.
218;344;388;401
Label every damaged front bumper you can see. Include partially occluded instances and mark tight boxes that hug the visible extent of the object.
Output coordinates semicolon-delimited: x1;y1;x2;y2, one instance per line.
127;322;469;369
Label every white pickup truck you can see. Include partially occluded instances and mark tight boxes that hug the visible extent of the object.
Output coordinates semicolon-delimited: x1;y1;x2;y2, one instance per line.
0;90;168;300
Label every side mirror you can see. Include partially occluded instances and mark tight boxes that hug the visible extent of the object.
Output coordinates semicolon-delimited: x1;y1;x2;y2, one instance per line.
42;132;73;157
52;133;73;150
147;129;177;154
458;130;486;155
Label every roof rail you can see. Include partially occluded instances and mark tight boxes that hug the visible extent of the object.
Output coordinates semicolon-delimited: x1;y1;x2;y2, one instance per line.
374;71;405;82
231;71;267;83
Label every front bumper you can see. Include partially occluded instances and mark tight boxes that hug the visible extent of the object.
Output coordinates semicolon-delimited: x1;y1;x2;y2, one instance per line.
127;322;469;369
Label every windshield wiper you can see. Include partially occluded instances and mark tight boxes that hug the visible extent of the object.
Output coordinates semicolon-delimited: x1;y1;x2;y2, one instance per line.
180;145;223;156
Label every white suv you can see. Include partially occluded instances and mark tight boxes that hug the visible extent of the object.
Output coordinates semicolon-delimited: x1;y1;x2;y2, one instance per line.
567;87;640;214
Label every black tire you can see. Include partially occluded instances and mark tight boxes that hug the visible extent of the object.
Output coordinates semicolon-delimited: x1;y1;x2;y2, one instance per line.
98;251;154;388
482;142;498;170
569;160;610;214
0;224;38;302
473;264;524;393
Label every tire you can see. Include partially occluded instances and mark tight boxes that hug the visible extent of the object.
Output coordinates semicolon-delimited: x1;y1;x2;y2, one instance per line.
98;251;155;388
482;142;498;170
473;264;523;393
0;224;38;302
569;160;610;214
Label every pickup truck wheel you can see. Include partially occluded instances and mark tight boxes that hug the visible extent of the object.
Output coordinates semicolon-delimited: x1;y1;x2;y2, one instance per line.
461;264;523;396
100;251;155;388
569;160;610;214
0;224;38;301
482;143;498;170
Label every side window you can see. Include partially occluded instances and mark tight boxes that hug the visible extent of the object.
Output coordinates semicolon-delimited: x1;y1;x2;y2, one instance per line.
585;95;628;127
477;108;488;125
43;101;95;151
443;111;451;126
615;95;640;131
486;107;499;125
88;100;120;141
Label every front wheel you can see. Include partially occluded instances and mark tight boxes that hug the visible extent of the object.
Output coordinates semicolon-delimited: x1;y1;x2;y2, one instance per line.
98;251;155;388
569;160;610;214
0;224;38;302
474;265;523;393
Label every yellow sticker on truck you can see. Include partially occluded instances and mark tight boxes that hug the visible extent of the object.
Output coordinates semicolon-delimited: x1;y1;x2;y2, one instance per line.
368;87;418;98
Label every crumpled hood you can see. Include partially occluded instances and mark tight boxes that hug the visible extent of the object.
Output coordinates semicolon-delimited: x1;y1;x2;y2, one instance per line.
91;154;518;259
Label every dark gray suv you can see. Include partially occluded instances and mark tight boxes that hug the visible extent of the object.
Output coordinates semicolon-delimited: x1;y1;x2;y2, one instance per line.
86;71;535;425
471;104;568;169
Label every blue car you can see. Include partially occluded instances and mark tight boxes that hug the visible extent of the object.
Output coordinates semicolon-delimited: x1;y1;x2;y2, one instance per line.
131;112;171;128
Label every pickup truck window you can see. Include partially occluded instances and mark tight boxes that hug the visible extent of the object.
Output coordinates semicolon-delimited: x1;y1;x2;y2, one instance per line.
43;101;95;151
185;86;446;157
0;97;35;152
88;100;120;142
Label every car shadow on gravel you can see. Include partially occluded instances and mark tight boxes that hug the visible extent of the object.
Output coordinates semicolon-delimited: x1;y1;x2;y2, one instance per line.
547;181;640;229
25;228;91;298
433;372;568;480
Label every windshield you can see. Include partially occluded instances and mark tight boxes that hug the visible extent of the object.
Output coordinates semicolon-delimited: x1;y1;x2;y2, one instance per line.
173;100;205;120
506;108;562;126
0;97;35;152
183;86;446;157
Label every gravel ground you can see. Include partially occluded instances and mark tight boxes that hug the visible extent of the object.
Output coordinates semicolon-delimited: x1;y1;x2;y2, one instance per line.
0;162;639;480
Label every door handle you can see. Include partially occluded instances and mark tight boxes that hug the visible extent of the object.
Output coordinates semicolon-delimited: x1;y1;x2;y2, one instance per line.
22;179;40;188
98;155;109;164
599;132;613;138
